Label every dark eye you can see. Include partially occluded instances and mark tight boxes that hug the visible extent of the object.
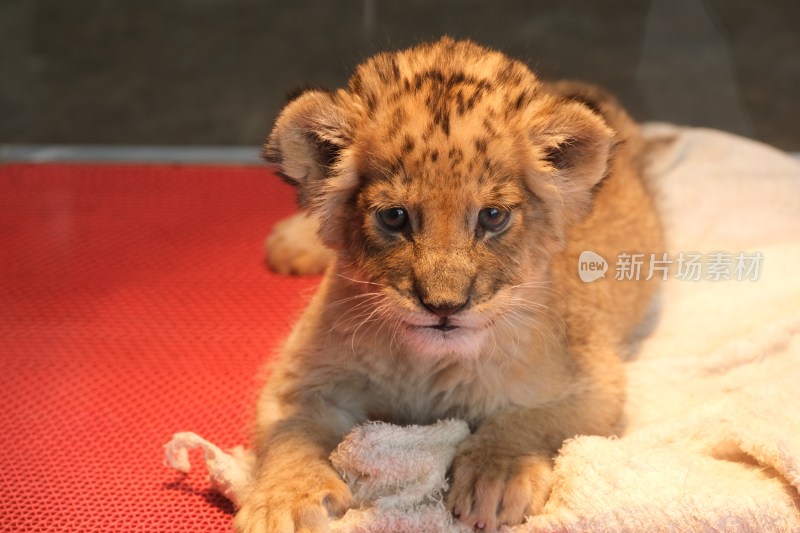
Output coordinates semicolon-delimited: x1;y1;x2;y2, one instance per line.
376;207;408;232
478;207;510;232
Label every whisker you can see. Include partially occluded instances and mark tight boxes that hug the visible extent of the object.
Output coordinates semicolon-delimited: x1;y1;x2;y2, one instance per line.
348;301;392;353
369;303;397;344
336;273;386;287
504;296;567;339
325;295;386;335
328;291;384;308
389;314;405;354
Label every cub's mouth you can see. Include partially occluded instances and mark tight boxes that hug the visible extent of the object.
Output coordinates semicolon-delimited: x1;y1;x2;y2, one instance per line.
400;319;488;358
407;319;461;333
427;323;459;332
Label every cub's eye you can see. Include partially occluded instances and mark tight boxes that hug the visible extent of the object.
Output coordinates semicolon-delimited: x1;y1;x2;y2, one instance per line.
376;207;409;232
478;207;510;232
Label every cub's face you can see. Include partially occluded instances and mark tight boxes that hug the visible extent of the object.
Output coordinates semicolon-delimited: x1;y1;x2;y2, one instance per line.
345;110;553;357
266;38;615;358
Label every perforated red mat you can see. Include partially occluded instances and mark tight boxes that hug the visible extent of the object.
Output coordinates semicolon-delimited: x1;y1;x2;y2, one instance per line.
0;163;318;531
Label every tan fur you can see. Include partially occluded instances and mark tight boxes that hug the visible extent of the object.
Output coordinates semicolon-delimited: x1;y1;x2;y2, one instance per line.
265;212;332;275
238;38;662;533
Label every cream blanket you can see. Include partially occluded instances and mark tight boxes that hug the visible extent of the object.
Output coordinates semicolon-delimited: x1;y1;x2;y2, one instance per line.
165;124;800;532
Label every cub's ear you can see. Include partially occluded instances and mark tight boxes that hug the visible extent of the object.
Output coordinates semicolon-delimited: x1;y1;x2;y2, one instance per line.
525;97;616;222
263;89;357;209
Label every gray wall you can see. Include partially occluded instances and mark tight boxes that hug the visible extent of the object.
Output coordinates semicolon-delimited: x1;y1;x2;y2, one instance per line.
2;0;798;149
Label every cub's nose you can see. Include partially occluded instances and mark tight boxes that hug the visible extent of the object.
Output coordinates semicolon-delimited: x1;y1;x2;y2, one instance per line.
420;299;468;318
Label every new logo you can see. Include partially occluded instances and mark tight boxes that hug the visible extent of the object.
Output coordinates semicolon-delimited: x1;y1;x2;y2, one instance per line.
578;251;608;283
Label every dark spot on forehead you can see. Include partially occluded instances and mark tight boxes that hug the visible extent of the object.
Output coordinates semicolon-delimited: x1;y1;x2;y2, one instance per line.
401;135;415;155
390;57;401;80
455;91;466;116
497;61;516;83
504;89;533;118
387;91;403;105
430;149;439;163
513;90;529;110
482;118;498;137
434;109;450;136
375;56;398;84
489;183;505;195
389;106;406;131
364;92;377;113
448;147;464;164
465;82;491;111
447;71;467;87
414;68;447;91
422;122;436;142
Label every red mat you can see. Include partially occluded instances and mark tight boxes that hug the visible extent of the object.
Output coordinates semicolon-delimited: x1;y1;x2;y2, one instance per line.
0;163;318;531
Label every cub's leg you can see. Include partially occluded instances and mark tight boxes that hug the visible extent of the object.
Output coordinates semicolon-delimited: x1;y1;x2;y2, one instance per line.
233;416;353;533
266;211;333;275
447;346;625;531
235;365;367;533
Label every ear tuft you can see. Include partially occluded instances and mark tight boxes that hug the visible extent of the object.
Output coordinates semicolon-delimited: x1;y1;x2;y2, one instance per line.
541;135;579;171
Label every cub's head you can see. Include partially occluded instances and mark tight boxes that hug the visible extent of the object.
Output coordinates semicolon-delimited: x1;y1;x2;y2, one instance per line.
265;38;614;358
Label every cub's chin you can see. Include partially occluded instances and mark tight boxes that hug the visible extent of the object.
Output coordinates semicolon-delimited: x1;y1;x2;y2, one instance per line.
399;323;489;359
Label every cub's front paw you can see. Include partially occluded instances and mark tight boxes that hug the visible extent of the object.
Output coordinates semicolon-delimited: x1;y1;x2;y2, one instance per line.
233;465;352;533
447;442;553;532
266;212;333;276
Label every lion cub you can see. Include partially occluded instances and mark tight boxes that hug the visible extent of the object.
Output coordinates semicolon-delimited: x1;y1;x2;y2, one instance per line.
237;37;662;532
